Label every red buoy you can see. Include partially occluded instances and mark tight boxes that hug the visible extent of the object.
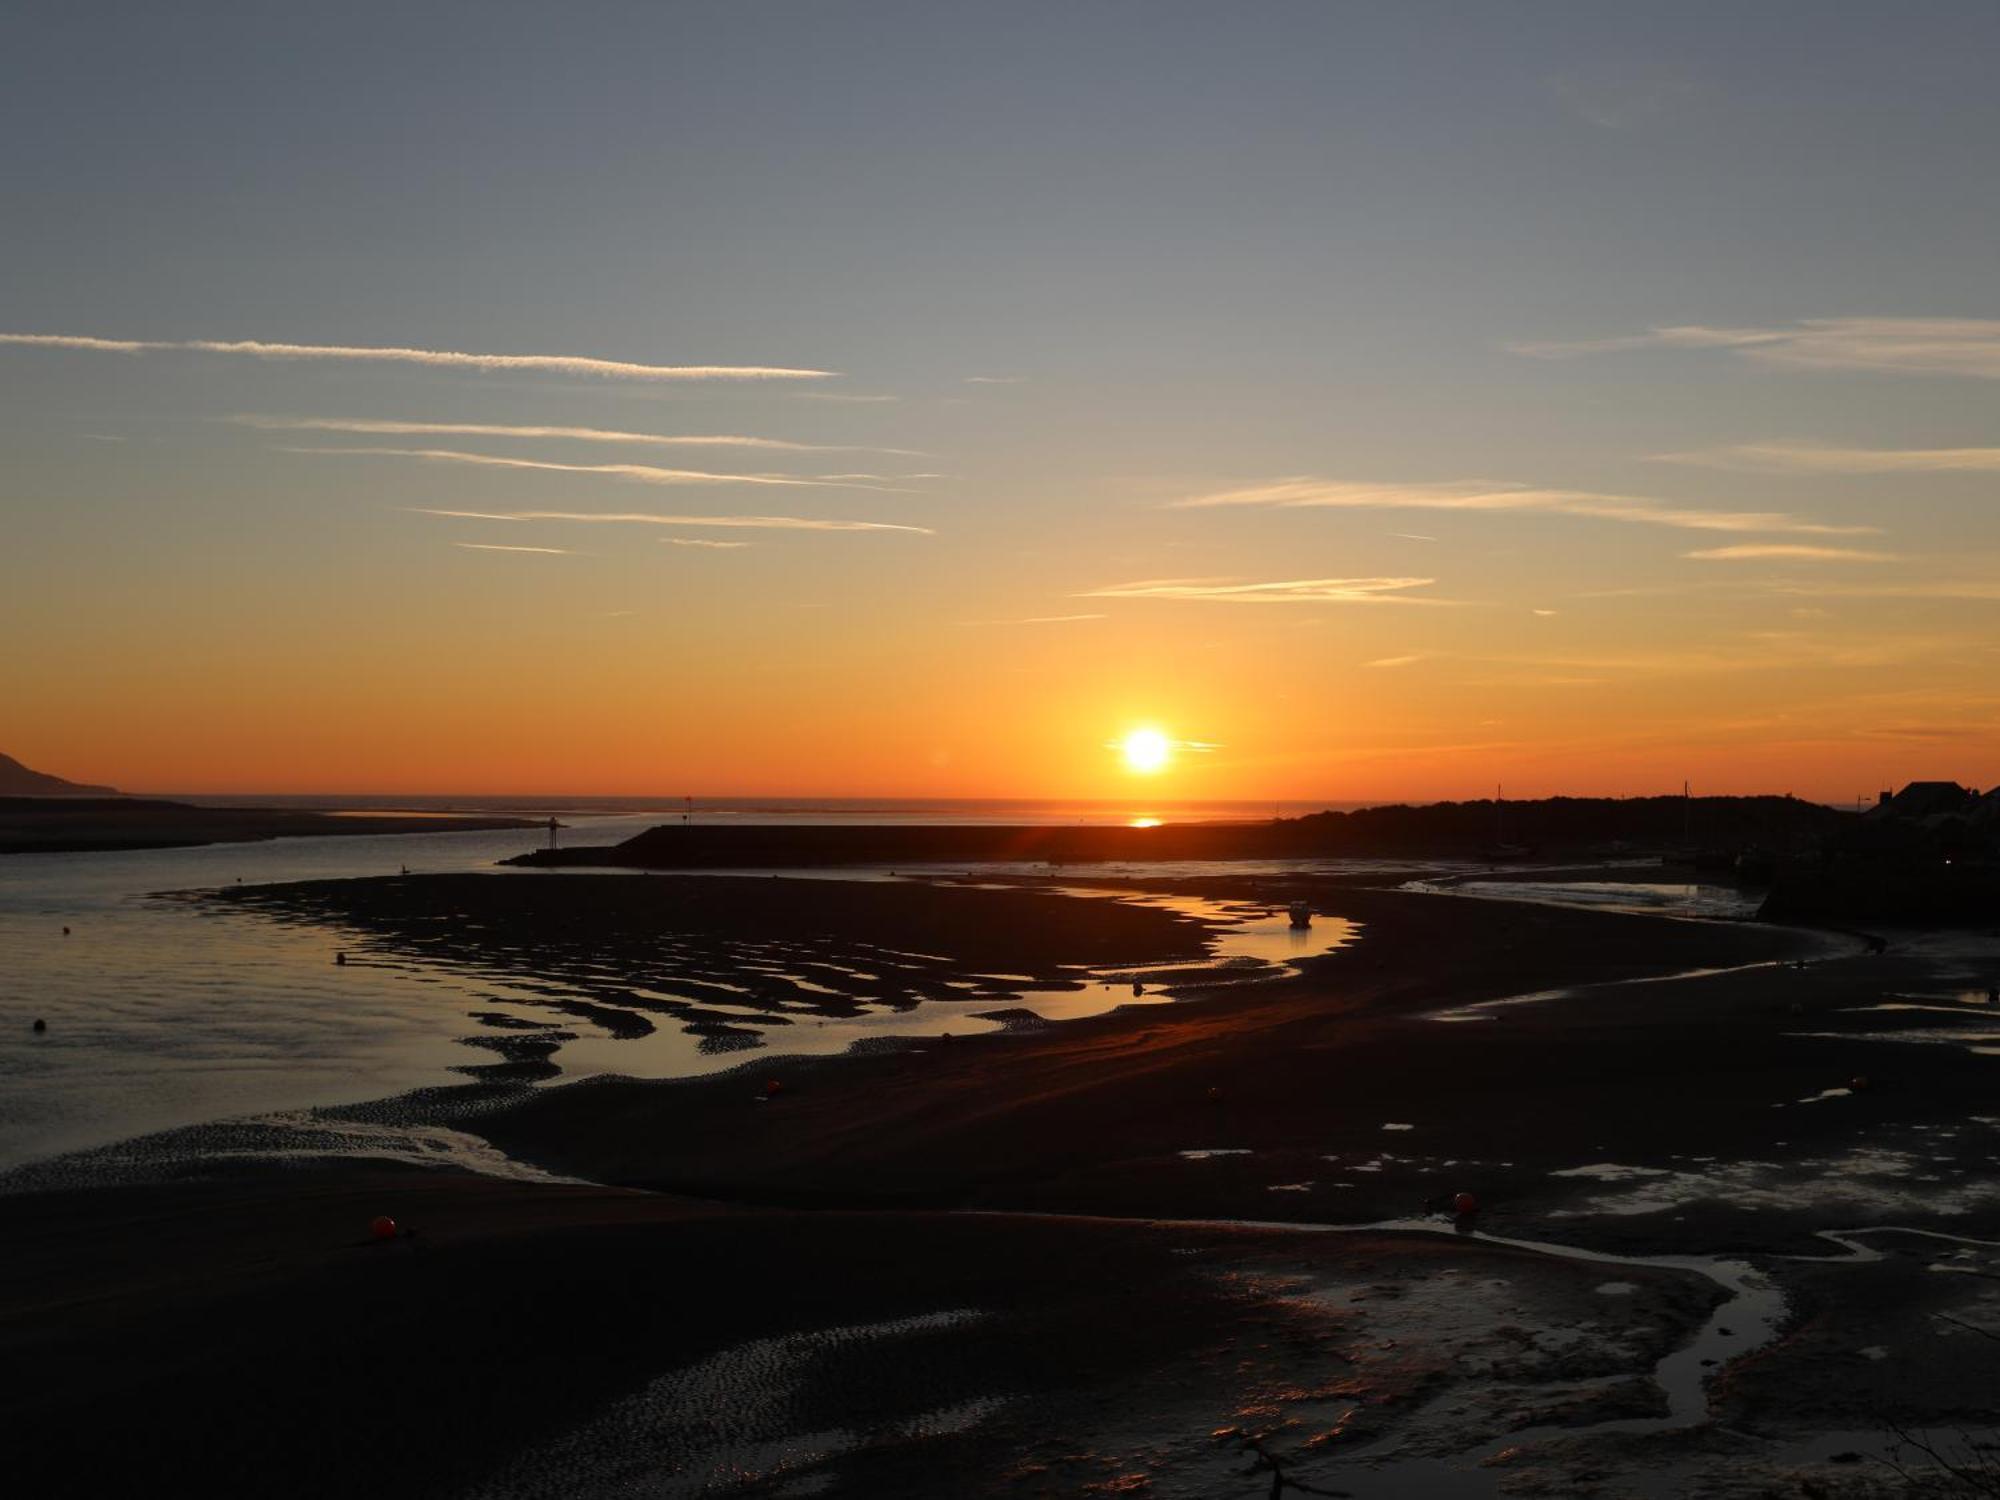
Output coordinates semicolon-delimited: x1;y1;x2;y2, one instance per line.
1849;1075;1870;1092
1206;1086;1223;1103
764;1079;784;1098
370;1215;398;1241
1452;1191;1479;1217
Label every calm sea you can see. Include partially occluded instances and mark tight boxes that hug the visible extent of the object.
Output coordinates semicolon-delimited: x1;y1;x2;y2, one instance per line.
159;795;1362;824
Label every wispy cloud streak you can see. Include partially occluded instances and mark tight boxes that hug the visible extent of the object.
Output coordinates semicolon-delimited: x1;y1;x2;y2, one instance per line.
293;446;903;490
1168;478;1872;536
664;538;750;549
1512;318;2000;380
1683;544;1900;562
1078;576;1442;605
1760;580;2000;600
453;542;575;554
232;415;916;454
413;508;931;534
0;332;835;381
812;472;943;482
1579;575;2000;603
1170;477;1873;536
1654;441;2000;474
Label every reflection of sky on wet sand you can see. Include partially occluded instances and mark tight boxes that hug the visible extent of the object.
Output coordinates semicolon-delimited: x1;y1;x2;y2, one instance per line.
0;823;1362;1173
383;885;1358;1090
1424;956;1803;1024
0;813;698;1170
1405;878;1762;921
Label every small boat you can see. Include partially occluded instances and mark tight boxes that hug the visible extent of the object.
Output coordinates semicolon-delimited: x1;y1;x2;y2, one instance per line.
1287;901;1312;929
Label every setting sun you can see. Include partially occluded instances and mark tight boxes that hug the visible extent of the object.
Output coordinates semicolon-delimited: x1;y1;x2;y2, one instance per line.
12;12;2000;1497
1120;727;1172;775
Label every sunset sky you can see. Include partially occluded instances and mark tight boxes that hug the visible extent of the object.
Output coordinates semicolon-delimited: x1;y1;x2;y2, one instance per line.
6;2;2000;801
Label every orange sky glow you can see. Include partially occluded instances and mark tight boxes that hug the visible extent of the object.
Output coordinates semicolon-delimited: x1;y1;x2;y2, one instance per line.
7;9;2000;806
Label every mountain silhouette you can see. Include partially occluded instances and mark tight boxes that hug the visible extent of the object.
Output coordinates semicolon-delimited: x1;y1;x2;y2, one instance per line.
0;752;116;796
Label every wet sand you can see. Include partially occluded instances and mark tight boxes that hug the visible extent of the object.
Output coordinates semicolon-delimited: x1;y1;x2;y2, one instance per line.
0;1165;1731;1499
210;873;1226;1073
372;873;1859;1238
12;868;2000;1495
215;870;1216;979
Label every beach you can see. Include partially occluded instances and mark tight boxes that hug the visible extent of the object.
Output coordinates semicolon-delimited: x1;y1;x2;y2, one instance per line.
19;8;2000;1495
1;1169;1736;1500
9;854;2000;1495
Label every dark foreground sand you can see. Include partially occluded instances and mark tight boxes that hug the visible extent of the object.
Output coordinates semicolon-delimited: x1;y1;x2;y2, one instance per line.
0;1166;1731;1499
10;870;2000;1496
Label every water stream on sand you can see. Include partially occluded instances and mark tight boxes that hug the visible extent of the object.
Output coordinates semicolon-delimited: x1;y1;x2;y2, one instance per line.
1423;955;1831;1023
1398;874;1764;921
967;1210;2000;1497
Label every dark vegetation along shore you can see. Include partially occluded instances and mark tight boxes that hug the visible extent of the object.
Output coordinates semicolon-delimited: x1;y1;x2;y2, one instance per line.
0;795;535;853
1761;780;2000;924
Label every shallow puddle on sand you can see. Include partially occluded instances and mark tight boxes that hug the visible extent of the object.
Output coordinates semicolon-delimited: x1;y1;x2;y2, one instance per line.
1540;1133;2000;1220
1055;1213;2000;1499
468;883;1362;1085
1400;876;1762;921
1426;956;1798;1023
1549;1162;1674;1183
0;861;1362;1180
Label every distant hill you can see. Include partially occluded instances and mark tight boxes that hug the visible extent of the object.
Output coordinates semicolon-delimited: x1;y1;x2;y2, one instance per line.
0;752;116;797
519;793;1851;870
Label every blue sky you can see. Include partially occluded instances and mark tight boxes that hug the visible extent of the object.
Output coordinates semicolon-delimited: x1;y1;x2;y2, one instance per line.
5;3;1999;796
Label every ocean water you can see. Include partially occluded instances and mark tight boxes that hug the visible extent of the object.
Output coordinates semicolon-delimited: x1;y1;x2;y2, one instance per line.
0;816;657;1172
0;810;1373;1175
159;794;1356;825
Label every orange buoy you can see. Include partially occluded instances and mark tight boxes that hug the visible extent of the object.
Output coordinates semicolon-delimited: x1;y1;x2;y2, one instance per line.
1452;1191;1479;1216
370;1215;398;1241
